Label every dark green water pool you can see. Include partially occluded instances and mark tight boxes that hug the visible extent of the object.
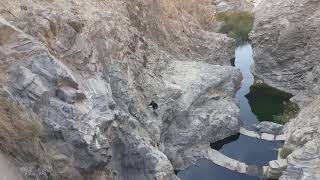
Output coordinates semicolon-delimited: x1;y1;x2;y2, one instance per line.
246;83;299;124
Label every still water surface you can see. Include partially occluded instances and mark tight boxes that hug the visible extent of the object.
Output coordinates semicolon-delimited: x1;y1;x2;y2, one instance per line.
178;44;282;180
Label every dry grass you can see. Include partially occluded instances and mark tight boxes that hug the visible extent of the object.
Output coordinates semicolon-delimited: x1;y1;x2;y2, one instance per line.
0;97;45;162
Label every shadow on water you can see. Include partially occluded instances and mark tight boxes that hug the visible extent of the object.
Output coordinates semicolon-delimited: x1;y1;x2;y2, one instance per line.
234;43;259;127
177;159;261;180
210;133;240;150
216;134;282;166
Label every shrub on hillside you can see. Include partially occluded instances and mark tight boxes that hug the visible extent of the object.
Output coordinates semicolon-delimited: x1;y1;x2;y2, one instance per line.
280;147;293;159
216;11;254;41
0;97;44;162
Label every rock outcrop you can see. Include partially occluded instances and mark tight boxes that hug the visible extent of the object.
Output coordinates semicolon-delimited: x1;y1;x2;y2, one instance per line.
251;0;320;95
251;0;320;179
253;121;283;135
0;0;244;179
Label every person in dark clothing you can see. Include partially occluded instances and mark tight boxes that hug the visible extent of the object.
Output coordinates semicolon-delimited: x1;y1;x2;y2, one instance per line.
149;101;159;111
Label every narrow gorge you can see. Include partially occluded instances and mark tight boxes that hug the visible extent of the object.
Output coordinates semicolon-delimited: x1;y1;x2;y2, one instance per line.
178;44;291;180
0;0;319;180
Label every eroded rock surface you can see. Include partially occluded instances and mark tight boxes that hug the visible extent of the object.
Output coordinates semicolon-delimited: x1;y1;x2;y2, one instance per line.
0;0;245;179
251;0;320;179
253;121;283;135
251;0;320;95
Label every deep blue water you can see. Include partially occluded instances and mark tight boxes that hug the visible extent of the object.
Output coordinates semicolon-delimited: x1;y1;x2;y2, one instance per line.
216;134;282;167
177;159;260;180
177;44;282;180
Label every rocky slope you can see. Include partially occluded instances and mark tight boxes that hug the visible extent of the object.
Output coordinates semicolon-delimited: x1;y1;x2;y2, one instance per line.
0;0;247;179
250;0;320;179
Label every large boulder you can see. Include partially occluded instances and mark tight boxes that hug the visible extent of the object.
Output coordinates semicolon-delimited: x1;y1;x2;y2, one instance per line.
161;60;241;169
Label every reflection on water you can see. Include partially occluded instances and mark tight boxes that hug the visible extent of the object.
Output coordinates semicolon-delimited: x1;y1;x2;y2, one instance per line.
216;134;282;166
246;83;298;123
178;159;259;180
222;44;282;166
235;44;259;127
210;131;282;166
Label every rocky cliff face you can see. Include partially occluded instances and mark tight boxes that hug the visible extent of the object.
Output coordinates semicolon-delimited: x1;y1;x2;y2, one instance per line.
250;0;320;179
0;0;244;179
251;0;320;96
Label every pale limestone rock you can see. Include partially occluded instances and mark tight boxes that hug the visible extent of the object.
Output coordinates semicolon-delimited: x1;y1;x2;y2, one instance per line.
263;159;288;179
253;121;284;135
161;60;241;169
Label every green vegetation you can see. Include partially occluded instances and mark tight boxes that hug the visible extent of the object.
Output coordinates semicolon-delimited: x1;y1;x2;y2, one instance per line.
280;147;294;159
273;102;300;124
216;11;254;41
246;82;300;124
0;97;44;162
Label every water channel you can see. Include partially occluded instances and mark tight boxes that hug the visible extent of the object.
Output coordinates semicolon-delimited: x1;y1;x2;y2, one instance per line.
178;44;286;180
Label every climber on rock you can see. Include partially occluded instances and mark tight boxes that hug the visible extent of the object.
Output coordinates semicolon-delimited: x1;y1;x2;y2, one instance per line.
149;100;159;114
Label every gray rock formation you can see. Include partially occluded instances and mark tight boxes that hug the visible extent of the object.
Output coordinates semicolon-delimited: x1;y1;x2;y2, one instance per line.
251;0;320;179
161;60;241;170
0;0;246;179
264;159;288;179
250;0;320;95
253;121;283;135
281;98;320;180
281;139;320;180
